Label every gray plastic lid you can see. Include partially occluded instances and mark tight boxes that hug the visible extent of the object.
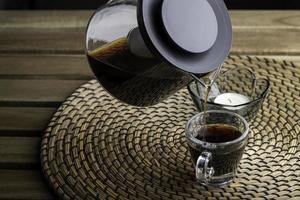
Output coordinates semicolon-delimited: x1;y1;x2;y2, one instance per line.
161;0;218;54
137;0;232;74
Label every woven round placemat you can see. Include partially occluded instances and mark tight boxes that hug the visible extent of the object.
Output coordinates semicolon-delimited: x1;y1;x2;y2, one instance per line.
41;55;300;200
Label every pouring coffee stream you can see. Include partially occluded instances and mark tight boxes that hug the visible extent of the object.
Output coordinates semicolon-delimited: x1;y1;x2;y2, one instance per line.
190;66;223;142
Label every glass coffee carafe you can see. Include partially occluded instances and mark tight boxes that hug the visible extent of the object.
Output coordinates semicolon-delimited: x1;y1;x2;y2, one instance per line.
85;0;232;106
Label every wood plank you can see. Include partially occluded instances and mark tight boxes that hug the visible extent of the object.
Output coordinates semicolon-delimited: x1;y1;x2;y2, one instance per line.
0;11;90;53
0;11;299;55
0;170;55;200
0;11;90;29
0;28;85;54
0;54;93;80
0;80;87;106
0;137;40;168
0;107;55;135
230;11;300;28
231;28;300;55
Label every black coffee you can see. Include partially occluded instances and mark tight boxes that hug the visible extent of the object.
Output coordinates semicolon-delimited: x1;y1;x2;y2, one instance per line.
189;124;245;176
195;124;242;143
87;39;194;106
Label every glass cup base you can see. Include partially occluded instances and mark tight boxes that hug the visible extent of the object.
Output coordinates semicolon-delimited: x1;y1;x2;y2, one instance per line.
198;173;234;187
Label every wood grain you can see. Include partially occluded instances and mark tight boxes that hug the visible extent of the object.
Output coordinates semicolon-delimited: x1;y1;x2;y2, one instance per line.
0;170;55;200
0;107;55;135
0;11;90;29
0;137;40;168
0;29;85;54
0;11;299;55
231;28;300;55
0;54;93;79
0;80;87;106
230;11;300;28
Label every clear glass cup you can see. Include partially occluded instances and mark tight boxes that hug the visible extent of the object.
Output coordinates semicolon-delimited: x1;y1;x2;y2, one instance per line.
185;110;250;187
187;67;270;121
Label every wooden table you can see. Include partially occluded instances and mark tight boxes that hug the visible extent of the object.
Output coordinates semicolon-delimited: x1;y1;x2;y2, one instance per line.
0;11;299;200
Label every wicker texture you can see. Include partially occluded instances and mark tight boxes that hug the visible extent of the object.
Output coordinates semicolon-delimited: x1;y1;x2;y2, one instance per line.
41;56;300;200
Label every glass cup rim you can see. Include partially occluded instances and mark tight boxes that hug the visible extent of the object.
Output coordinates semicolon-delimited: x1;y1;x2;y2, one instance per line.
185;110;250;147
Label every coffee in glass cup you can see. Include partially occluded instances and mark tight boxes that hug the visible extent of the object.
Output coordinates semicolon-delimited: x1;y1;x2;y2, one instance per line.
185;110;250;186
